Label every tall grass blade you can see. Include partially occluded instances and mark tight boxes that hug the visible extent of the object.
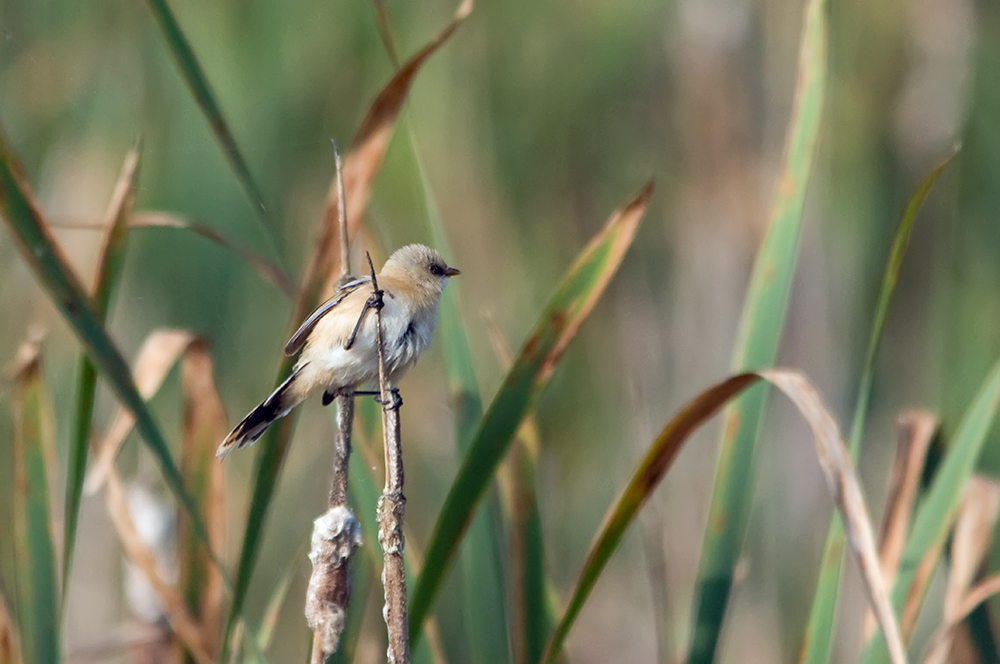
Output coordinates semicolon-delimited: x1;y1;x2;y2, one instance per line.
0;126;222;582
512;434;554;664
542;370;905;664
63;146;139;602
142;0;282;262
687;0;827;660
221;7;472;654
409;182;654;646
861;357;1000;664
407;128;511;662
799;150;956;664
10;340;60;664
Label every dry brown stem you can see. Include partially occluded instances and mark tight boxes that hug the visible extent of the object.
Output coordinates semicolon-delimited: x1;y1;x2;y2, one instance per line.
863;410;937;640
879;412;938;582
365;252;410;664
306;141;363;663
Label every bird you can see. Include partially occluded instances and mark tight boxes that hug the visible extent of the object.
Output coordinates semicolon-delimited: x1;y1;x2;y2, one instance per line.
216;243;460;460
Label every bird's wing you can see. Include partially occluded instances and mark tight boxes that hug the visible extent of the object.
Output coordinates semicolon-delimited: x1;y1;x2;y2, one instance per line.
283;277;371;356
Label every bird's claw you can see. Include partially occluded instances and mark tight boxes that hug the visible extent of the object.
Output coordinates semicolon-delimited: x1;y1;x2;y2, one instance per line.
344;288;384;351
375;387;402;409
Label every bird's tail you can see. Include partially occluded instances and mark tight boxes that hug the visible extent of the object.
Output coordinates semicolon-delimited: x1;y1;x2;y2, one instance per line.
217;369;305;460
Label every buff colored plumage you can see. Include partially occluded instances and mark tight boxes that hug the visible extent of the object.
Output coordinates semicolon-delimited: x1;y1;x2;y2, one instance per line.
217;244;459;460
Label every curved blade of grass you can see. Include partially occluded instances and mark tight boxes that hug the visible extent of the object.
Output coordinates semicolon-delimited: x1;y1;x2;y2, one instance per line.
63;146;140;604
800;149;957;664
687;0;827;660
10;340;61;664
401;103;511;660
540;375;756;663
861;356;1000;664
221;6;472;655
142;0;282;263
409;182;654;646
541;370;905;664
130;212;296;298
179;340;226;657
0;125;224;589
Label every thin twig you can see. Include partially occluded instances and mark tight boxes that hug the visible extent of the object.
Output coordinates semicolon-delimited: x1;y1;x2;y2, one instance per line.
367;251;410;664
334;140;350;287
306;141;362;663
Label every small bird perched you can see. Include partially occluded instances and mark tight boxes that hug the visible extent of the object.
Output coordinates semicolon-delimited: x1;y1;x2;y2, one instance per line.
216;244;460;460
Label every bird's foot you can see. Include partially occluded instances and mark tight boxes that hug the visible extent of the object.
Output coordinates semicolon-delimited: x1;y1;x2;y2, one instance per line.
343;288;385;350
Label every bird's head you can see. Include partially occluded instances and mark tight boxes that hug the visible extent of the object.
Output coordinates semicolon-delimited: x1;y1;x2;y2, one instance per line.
383;244;460;295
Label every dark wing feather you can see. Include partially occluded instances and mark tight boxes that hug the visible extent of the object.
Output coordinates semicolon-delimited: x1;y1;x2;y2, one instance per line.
283;277;370;356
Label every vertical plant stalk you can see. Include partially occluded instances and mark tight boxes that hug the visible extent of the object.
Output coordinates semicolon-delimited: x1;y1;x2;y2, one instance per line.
306;144;363;663
365;252;410;664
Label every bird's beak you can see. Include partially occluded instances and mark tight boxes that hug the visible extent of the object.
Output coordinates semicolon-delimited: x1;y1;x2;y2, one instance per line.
444;266;461;277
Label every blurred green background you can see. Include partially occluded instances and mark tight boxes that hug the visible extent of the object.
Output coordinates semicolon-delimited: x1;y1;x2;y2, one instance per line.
0;0;996;661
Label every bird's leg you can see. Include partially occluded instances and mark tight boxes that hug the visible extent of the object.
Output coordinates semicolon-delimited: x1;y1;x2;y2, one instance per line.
349;388;402;408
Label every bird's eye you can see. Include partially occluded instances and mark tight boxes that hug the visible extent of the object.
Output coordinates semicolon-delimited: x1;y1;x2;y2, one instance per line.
428;263;445;276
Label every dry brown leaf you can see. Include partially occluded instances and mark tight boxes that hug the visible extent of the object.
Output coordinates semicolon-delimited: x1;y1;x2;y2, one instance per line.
305;0;474;307
880;412;939;584
85;329;196;494
179;340;227;655
921;475;1000;664
864;410;938;640
760;370;907;664
104;467;213;664
92;145;139;288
